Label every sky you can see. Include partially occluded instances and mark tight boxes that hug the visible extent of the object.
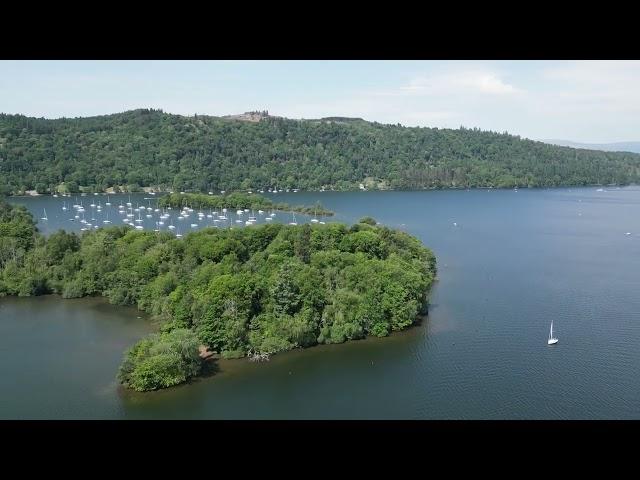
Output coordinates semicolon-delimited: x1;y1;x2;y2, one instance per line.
1;60;639;143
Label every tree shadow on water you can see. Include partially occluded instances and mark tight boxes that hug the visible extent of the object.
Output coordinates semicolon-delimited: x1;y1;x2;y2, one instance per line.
199;357;220;379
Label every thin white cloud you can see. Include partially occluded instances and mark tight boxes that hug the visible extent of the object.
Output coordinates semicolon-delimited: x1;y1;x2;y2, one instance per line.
310;64;527;130
519;61;640;141
400;69;522;96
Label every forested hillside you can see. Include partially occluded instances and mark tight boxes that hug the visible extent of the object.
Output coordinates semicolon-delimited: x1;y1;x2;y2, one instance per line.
2;108;639;194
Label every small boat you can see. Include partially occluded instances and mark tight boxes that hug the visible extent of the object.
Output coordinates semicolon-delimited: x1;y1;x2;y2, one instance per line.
41;208;48;221
547;321;558;345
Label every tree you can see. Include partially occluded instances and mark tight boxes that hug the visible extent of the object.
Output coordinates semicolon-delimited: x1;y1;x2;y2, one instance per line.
65;181;79;193
359;216;377;225
271;262;301;316
294;224;311;263
117;329;202;392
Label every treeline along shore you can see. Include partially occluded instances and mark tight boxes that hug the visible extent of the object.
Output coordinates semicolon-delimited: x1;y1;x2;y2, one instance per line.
158;192;334;217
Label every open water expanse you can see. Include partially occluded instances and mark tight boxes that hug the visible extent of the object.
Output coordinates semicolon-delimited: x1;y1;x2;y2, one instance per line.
3;187;640;419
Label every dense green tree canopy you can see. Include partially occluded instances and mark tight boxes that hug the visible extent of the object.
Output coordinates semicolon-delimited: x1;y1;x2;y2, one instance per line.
2;109;639;194
118;328;202;392
0;199;436;391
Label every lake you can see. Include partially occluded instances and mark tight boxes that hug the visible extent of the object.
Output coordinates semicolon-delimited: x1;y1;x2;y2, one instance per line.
3;187;640;418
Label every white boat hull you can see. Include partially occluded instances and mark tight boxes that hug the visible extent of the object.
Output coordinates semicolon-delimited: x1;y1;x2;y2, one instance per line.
548;338;558;345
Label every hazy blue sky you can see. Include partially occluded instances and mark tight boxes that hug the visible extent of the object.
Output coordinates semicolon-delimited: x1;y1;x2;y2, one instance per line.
1;60;638;143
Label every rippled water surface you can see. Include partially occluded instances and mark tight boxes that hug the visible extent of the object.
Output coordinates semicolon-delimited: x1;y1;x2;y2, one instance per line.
3;187;640;418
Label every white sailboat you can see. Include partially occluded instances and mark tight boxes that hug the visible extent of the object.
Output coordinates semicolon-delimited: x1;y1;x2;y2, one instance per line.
41;208;48;221
547;321;558;345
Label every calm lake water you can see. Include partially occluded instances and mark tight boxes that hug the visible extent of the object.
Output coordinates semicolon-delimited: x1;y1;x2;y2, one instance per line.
6;192;316;237
3;187;640;419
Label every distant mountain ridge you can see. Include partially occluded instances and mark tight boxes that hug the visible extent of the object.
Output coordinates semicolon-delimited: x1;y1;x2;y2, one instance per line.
542;139;640;154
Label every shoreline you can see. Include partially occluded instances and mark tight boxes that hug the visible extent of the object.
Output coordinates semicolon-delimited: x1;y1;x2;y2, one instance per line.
3;290;433;395
4;183;638;198
121;312;432;397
